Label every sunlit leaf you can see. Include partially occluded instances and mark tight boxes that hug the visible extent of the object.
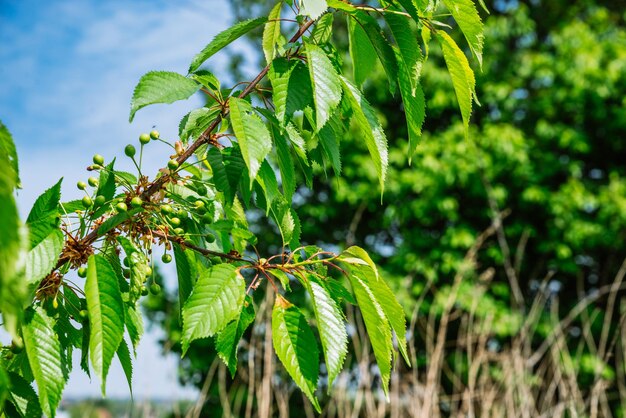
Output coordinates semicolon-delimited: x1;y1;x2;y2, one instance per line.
272;297;321;412
181;264;245;354
86;254;125;395
129;71;199;122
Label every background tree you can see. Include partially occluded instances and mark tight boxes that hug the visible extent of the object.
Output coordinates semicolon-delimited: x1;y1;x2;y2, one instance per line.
145;1;626;416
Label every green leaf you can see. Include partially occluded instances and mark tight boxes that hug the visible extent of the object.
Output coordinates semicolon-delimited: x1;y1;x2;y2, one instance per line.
340;246;410;387
268;59;313;124
0;120;19;187
396;50;426;162
414;0;431;11
26;178;62;248
223;147;247;205
272;297;321;412
351;11;399;94
304;275;348;389
340;77;388;193
0;363;8;409
325;278;356;305
229;97;273;185
316;110;342;175
348;16;377;88
116;339;133;396
179;107;220;144
310;13;334;44
173;242;198;318
256;160;280;214
384;11;422;94
394;0;421;21
96;160;117;201
442;0;484;67
5;372;42;418
271;124;297;201
191;69;221;92
25;229;64;285
299;0;328;19
189;17;268;73
125;305;144;355
365;275;411;366
0;122;26;340
216;298;255;376
438;31;477;135
347;270;393;397
340;245;378;275
327;0;356;12
270;197;301;248
129;71;199;122
59;199;83;214
22;307;66;417
80;320;91;377
86;254;125;395
269;269;292;291
181;264;245;355
205;147;235;206
97;208;143;236
306;43;342;131
263;3;282;65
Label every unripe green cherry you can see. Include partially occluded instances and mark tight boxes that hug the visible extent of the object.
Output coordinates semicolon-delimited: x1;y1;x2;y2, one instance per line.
161;253;172;263
95;195;106;206
123;257;130;267
149;283;161;295
145;266;153;276
168;159;179;170
82;195;93;208
201;213;213;224
10;338;24;354
116;202;128;213
88;176;99;187
150;130;160;140
77;181;87;190
173;227;185;236
131;196;143;208
160;204;173;215
140;285;149;296
139;133;151;144
93;154;105;165
205;233;216;243
77;267;87;278
170;217;181;227
123;268;131;278
125;144;136;157
195;184;207;196
175;208;187;218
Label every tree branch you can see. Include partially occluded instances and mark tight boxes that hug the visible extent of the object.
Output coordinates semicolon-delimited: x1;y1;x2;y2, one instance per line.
54;18;317;271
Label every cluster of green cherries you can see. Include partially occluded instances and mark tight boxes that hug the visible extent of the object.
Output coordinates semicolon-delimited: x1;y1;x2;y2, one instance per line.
76;130;163;212
72;129;216;296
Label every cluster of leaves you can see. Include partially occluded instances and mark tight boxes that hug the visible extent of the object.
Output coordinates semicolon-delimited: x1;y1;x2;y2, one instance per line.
0;0;486;415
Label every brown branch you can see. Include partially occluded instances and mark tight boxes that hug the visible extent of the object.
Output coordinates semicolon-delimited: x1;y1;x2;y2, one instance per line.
151;230;254;264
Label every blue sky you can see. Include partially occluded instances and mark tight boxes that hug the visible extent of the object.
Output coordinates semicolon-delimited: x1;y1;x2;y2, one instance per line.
0;0;256;400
